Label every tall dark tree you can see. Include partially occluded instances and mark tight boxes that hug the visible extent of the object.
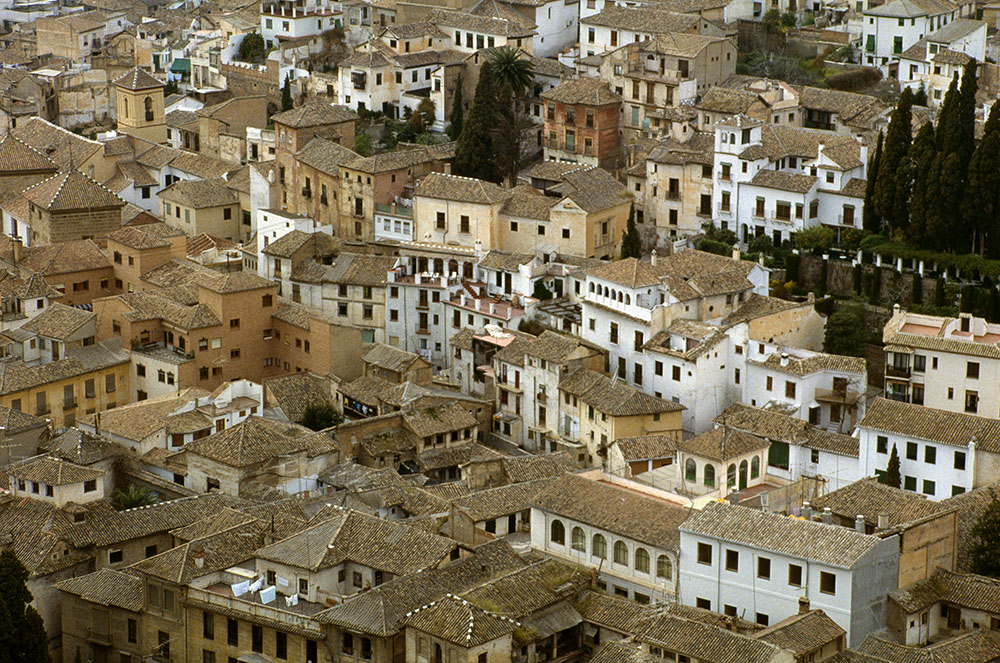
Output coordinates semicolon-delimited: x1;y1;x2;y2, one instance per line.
237;32;266;64
281;74;293;112
863;131;883;233
885;445;901;488
487;47;535;97
963;99;1000;257
490;82;532;186
957;60;979;168
446;76;464;140
906;122;937;248
823;299;867;357
620;206;641;259
453;63;501;183
0;549;50;663
969;489;1000;578
872;88;912;232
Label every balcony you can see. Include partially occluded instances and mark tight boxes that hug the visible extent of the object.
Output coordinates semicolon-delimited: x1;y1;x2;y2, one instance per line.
536;392;547;403
186;586;324;637
374;202;412;218
886;365;911;379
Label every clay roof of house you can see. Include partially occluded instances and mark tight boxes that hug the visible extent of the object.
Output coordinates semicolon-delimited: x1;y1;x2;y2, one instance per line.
159;177;237;208
478;250;534;272
183;416;333;467
889;567;1000;615
681;501;884;568
8;455;105;485
107;222;184;249
427;5;536;37
0;404;47;434
865;0;955;18
0;134;58;173
271;100;358;128
541;77;620;105
581;4;701;33
752;350;866;376
811;477;952;529
264;373;335;423
20;302;94;340
23;170;125;211
403;401;478;438
256;509;456;573
114;66;165;90
130;521;265;584
750;168;817;193
713;403;859;457
638;615;785;663
532;473;690;549
450;478;556;522
295;136;361;175
501;184;552;220
363;343;427;373
381;21;447;39
859;397;1000;452
942;482;1000;572
323;253;398;287
77;389;208;443
856;629;1000;663
555;166;631;213
0;343;128;396
679;426;770;462
115;291;221;329
404;594;518;646
753;610;845;655
796;86;887;128
416;172;509;204
55;568;144;611
613;435;679;462
559;367;684;416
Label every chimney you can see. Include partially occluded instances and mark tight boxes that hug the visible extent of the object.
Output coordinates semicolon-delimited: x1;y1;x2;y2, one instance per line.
192;545;205;568
728;488;739;504
822;507;833;525
780;352;789;367
650;249;657;266
877;513;889;530
802;502;812;521
893;303;900;317
798;596;810;615
855;514;866;532
731;244;740;261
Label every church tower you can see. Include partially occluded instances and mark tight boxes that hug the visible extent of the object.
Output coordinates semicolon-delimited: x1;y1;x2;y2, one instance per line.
114;67;167;144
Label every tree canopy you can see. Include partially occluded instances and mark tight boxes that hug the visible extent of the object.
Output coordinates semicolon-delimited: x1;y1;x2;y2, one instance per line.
969;489;1000;578
620;206;641;259
486;47;534;96
823;299;868;357
237;33;267;64
299;402;343;431
0;549;50;663
453;63;502;183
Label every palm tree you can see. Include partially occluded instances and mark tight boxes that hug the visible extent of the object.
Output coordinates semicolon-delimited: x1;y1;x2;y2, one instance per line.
487;46;535;97
111;484;157;510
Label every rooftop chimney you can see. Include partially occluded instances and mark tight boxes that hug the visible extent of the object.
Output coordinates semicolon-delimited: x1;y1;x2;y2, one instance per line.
780;352;789;367
802;502;812;521
731;244;740;261
877;513;889;530
728;488;739;505
855;514;866;533
650;249;657;267
192;545;205;568
798;596;810;615
893;303;900;317
822;507;833;525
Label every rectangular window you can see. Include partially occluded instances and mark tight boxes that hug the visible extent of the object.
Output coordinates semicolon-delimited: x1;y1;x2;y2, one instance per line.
788;563;802;587
923;479;936;495
925;445;936;464
128;618;137;643
757;557;770;579
785;381;796;398
276;632;287;660
252;625;263;653
697;542;712;565
906;441;918;460
905;475;917;491
227;618;238;646
967;362;980;378
955;450;966;470
725;549;738;572
877;435;888;454
203;611;214;639
820;571;836;594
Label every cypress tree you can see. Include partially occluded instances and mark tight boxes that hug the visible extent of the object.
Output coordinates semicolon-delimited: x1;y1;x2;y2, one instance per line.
453;63;501;183
912;273;922;305
446;76;464;141
969;489;1000;578
957;60;979;168
885;445;901;488
281;74;293;112
905;122;937;248
863;131;883;233
873;88;912;232
963;101;1000;257
0;550;51;663
620;206;641;259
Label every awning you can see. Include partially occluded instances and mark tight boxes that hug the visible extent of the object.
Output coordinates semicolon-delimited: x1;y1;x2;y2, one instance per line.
170;58;191;73
520;603;582;640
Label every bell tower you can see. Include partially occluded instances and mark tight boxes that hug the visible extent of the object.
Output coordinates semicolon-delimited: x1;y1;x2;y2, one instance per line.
114;67;167;144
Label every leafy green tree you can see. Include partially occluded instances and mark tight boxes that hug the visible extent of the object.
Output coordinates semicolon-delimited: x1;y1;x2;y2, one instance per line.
164;79;178;97
281;74;293;111
872;88;912;232
620;206;641;258
0;549;51;663
532;280;553;301
905;122;936;247
823;299;867;357
969;489;1000;578
863;131;883;233
354;132;374;156
454;62;501;183
794;226;834;252
111;484;156;510
416;98;436;130
238;32;267;64
912;83;927;106
748;234;773;255
885;444;901;488
963;100;1000;257
299;402;343;430
446;76;464;140
486;46;535;97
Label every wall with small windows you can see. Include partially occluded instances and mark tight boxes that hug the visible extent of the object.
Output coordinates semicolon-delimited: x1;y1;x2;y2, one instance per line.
530;506;678;604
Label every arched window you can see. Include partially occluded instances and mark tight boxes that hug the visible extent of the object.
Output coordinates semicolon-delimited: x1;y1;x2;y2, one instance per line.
123;96;130;118
434;643;442;663
635;547;650;573
614;541;628;565
550;519;565;545
571;526;585;552
144;96;154;122
727;463;736;487
657;555;672;579
685;458;696;482
704;464;715;487
625;294;631;305
739;460;748;489
589;283;595;293
592;533;607;559
751;456;760;479
448;259;458;275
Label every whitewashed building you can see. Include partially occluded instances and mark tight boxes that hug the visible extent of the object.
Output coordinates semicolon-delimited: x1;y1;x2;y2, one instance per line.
862;0;975;71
